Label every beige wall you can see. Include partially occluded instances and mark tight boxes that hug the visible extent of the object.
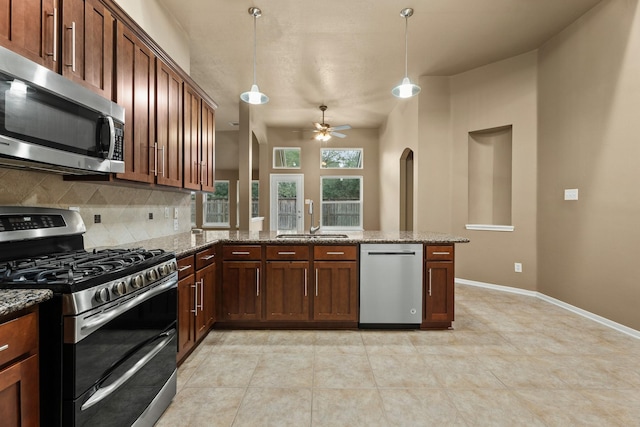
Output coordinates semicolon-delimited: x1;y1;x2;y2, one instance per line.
379;97;419;231
264;128;380;232
0;168;191;248
538;0;640;329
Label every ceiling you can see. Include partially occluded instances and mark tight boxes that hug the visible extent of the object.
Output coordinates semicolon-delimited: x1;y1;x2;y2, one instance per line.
157;0;601;132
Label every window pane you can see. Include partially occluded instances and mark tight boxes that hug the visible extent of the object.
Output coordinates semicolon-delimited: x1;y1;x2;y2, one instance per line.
273;148;301;168
321;177;362;229
204;181;229;226
321;148;363;169
190;192;197;226
251;181;259;217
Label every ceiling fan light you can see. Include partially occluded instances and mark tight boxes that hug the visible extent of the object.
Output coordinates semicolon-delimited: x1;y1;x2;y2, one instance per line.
240;84;269;104
392;77;421;98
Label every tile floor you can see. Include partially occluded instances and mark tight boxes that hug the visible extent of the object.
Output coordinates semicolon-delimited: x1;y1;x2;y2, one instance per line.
156;284;640;426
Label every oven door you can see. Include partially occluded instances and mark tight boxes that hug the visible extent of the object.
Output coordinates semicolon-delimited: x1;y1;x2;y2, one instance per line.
63;276;177;427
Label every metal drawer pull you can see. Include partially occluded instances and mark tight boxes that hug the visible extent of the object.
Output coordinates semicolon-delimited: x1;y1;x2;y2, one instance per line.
81;329;176;411
200;255;215;261
432;251;450;255
278;251;296;255
178;265;192;272
0;344;8;352
304;269;308;296
428;268;432;296
326;252;344;255
232;251;251;255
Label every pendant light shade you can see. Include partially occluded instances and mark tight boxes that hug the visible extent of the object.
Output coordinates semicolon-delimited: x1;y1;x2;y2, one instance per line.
240;7;269;105
392;8;421;99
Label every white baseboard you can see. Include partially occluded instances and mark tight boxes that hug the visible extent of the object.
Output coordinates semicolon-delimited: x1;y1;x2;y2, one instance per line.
455;278;640;340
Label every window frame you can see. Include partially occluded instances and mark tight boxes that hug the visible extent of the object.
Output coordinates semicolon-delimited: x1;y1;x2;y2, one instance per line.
203;180;231;228
320;175;363;231
273;147;301;169
320;148;363;169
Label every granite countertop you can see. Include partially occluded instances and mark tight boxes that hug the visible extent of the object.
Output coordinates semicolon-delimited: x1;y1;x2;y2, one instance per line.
114;230;470;258
0;289;53;318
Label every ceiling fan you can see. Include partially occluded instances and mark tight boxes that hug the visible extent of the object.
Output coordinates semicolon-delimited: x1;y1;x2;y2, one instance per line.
311;105;351;141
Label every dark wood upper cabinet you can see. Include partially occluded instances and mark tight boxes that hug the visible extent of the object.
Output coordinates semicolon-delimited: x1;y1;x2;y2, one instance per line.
61;0;113;99
155;59;183;187
183;84;201;191
0;0;57;71
201;100;216;192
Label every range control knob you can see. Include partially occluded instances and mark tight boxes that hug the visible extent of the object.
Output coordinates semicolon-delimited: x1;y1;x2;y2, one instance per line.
132;275;144;288
158;264;170;276
95;287;110;303
147;269;158;281
112;281;127;296
170;261;177;272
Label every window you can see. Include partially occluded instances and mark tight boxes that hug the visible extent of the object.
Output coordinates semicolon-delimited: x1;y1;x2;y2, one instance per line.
273;147;301;169
190;192;197;227
321;176;363;230
321;148;363;169
252;181;259;217
203;181;230;227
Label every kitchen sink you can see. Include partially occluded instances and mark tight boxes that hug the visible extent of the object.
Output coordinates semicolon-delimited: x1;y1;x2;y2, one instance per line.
275;233;349;239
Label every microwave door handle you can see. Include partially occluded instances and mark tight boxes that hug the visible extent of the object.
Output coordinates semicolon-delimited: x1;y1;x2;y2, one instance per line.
103;116;116;160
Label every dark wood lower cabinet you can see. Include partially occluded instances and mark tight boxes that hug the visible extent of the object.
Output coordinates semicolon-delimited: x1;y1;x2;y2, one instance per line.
195;262;216;340
423;245;455;329
177;272;195;362
313;261;358;322
265;261;310;321
221;261;262;321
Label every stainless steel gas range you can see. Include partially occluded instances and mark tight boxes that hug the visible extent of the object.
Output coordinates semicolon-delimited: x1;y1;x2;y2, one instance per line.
0;206;178;427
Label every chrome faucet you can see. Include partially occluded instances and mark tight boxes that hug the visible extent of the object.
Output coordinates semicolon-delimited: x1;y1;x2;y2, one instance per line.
308;200;320;234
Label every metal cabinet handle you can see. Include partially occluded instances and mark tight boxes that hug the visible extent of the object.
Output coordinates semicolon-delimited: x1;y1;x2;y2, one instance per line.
304;268;308;296
150;144;159;176
326;252;345;255
0;344;8;352
315;269;319;296
432;251;450;255
232;251;250;255
256;268;260;296
199;279;204;311
178;265;192;272
46;8;58;61
191;282;198;315
200;255;215;261
278;251;296;255
200;161;206;184
65;21;76;71
428;268;432;296
158;146;165;177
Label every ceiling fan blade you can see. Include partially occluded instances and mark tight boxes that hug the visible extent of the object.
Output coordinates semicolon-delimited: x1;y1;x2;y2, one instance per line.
330;124;351;131
330;131;347;138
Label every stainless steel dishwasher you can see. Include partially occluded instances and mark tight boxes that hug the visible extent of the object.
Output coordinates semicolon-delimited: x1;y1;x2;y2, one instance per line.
359;243;423;326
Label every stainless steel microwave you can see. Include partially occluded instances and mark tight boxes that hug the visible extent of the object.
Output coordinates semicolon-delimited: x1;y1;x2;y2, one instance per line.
0;46;124;174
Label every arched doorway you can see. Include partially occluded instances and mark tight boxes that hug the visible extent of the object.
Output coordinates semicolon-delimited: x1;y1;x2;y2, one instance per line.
399;148;414;231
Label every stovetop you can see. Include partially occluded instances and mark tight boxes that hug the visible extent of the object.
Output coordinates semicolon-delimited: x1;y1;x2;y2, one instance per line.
0;247;175;293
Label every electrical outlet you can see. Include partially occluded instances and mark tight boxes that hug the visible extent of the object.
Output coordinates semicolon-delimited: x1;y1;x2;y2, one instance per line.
564;189;579;200
94;214;101;224
514;262;522;273
173;208;179;219
148;212;153;220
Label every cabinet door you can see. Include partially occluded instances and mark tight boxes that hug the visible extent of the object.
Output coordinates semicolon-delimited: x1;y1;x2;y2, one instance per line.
115;22;155;183
183;84;201;190
0;354;39;427
61;0;113;99
313;261;358;321
222;261;261;321
195;262;216;340
201;100;216;192
0;0;57;71
155;59;183;187
177;273;196;362
266;261;309;321
424;261;454;324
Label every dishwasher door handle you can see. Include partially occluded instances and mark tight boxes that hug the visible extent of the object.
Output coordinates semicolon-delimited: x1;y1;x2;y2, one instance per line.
366;251;417;256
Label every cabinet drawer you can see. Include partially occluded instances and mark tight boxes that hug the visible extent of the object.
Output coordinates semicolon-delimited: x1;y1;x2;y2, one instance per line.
195;246;216;270
426;245;454;261
266;245;309;260
223;245;262;260
0;311;37;368
313;245;357;260
177;255;195;279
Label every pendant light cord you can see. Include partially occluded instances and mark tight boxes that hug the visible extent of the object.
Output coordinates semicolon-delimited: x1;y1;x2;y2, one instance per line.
404;16;409;79
252;15;257;85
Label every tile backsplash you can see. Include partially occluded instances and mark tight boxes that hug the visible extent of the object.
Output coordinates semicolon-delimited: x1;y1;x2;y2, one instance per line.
0;168;192;248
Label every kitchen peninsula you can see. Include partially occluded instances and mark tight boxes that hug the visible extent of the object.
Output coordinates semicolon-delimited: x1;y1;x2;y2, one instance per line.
130;230;469;363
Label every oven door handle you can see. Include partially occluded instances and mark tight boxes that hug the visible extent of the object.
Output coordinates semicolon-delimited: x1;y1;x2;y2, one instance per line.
81;328;176;411
78;277;177;341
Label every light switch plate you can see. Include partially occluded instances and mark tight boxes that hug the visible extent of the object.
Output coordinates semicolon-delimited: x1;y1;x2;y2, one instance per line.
173;219;179;231
564;189;579;200
174;208;179;219
514;262;522;273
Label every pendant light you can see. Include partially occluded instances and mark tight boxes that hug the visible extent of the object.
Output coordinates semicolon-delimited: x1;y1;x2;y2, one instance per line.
391;8;421;99
240;7;269;104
